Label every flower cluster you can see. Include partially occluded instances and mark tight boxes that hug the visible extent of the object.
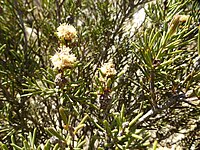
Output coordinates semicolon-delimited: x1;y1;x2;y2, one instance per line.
98;62;116;88
56;23;77;41
51;46;76;70
51;23;77;88
97;62;117;110
100;62;117;77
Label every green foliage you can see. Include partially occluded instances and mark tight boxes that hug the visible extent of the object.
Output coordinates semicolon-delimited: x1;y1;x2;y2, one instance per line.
0;0;200;149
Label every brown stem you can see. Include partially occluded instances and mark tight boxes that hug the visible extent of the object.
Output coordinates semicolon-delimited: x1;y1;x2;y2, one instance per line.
149;69;157;110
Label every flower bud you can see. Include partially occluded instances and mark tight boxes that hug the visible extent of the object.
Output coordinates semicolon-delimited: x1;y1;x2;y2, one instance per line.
99;61;117;77
168;15;181;37
179;15;190;22
168;15;190;37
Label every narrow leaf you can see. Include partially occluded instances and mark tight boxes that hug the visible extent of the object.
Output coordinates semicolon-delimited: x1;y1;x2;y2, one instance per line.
153;140;158;150
43;140;51;150
77;140;86;148
120;104;125;122
23;140;30;150
131;134;143;140
74;124;86;135
198;25;200;55
10;144;23;150
52;143;59;150
79;114;89;125
103;120;112;137
46;128;66;142
129;113;143;128
31;128;37;148
59;107;68;124
0;143;9;150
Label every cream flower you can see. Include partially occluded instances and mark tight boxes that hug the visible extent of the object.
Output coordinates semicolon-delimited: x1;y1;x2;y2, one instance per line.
100;62;117;77
178;15;190;22
51;46;77;70
56;23;77;41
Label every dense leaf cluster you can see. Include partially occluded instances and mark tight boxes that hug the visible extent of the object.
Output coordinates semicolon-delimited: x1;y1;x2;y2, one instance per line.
0;0;199;149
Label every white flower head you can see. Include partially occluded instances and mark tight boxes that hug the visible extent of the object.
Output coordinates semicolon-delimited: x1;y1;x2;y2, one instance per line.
56;23;77;41
100;61;117;77
51;46;77;70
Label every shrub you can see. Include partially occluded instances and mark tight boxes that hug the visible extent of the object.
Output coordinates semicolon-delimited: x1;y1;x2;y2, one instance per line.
0;0;199;149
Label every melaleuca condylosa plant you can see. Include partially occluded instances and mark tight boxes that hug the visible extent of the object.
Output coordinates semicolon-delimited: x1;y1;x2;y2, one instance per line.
0;0;199;149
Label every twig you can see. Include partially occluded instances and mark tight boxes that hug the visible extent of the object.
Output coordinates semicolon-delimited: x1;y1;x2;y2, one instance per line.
136;94;186;125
